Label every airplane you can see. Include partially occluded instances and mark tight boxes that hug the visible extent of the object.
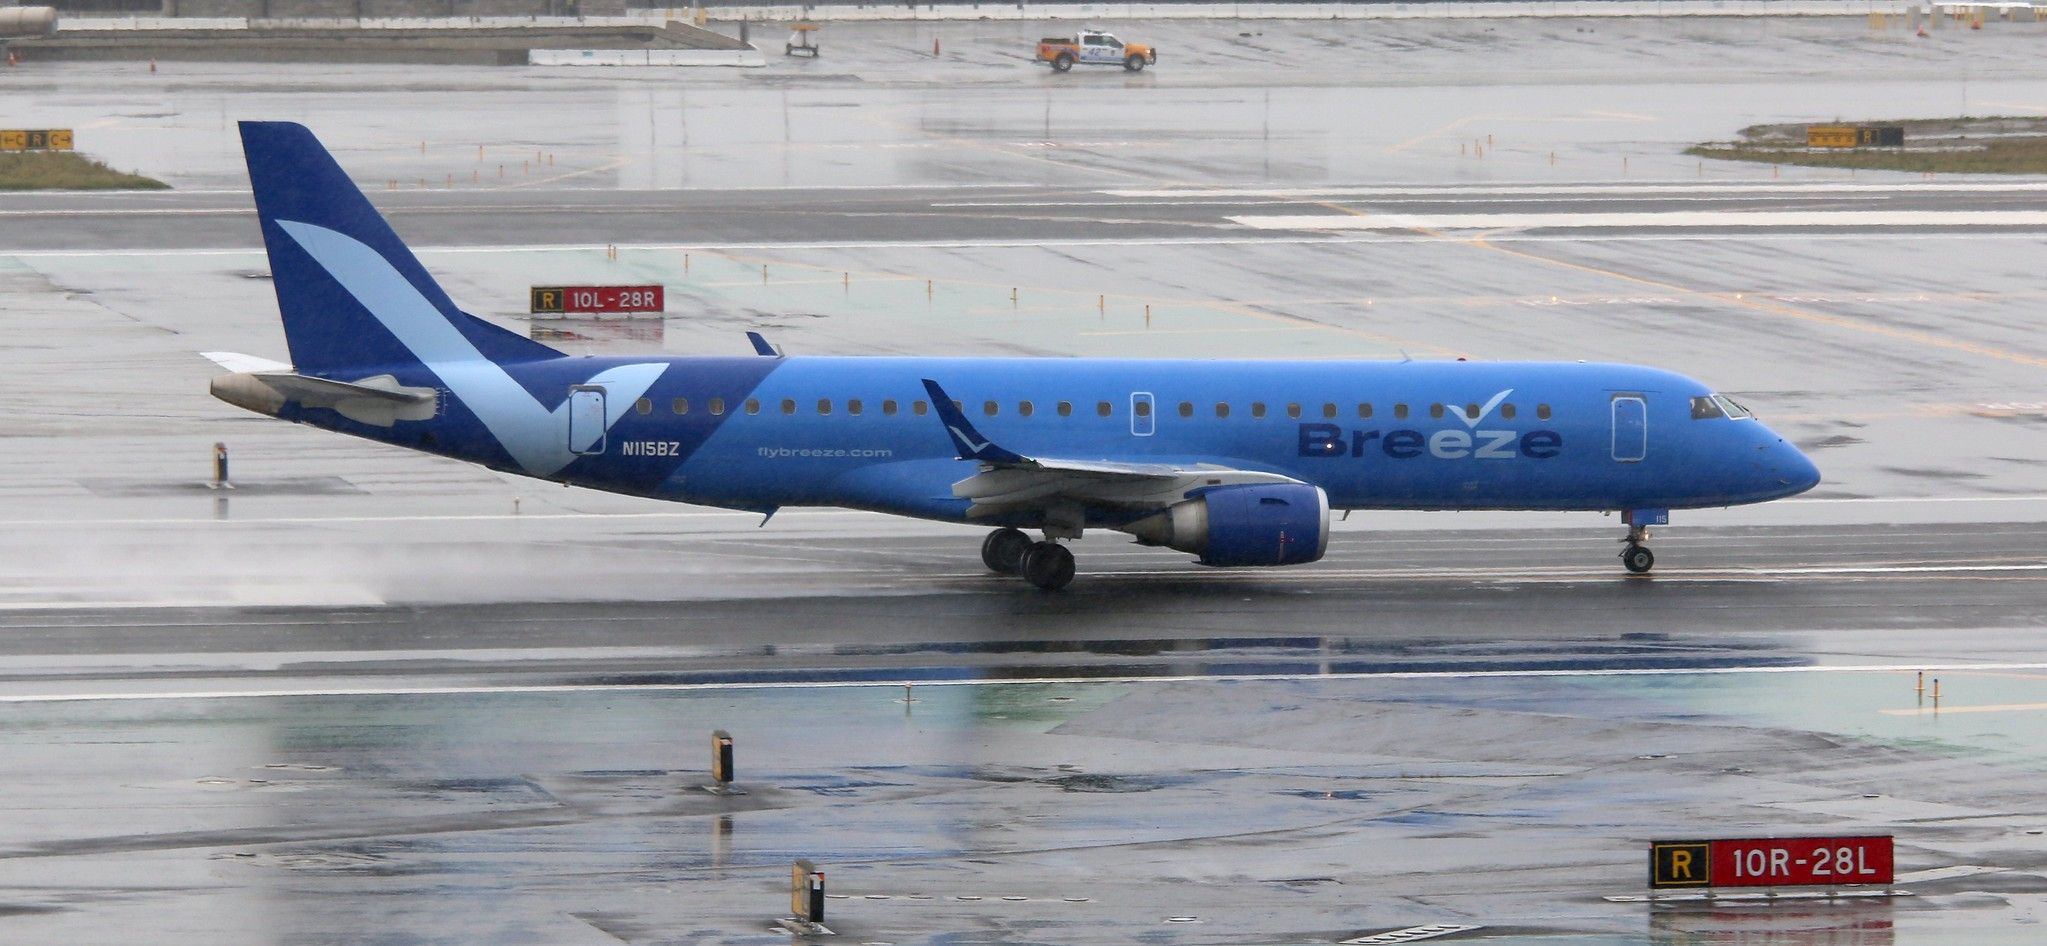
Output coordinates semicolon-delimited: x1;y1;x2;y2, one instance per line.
206;121;1822;591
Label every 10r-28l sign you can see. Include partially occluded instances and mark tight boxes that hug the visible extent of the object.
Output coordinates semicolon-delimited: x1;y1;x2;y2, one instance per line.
1650;836;1893;889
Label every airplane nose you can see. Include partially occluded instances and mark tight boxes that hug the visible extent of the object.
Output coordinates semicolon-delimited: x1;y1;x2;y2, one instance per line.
1771;439;1821;497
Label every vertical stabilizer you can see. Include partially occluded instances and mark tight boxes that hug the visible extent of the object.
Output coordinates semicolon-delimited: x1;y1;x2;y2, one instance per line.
238;121;558;375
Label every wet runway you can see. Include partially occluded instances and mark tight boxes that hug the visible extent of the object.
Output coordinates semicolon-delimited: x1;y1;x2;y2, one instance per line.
8;12;2047;945
21;180;2047;252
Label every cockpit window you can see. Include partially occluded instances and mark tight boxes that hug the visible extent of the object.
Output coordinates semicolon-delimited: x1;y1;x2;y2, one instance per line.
1692;394;1754;420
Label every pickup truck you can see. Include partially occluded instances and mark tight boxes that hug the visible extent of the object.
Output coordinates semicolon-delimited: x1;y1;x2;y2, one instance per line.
1035;30;1156;72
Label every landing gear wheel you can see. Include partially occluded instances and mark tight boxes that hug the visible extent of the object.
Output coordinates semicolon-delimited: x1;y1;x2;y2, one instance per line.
1052;53;1074;72
1020;541;1076;591
1621;544;1655;574
981;527;1032;575
1124;54;1146;72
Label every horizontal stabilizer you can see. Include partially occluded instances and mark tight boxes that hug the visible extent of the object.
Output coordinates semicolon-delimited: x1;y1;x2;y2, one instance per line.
201;350;291;374
211;370;438;428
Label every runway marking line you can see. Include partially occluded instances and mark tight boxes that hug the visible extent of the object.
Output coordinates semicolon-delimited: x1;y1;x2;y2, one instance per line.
12;661;2047;705
1880;702;2047;716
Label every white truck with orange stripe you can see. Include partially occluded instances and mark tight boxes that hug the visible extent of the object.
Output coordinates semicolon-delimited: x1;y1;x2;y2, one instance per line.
1035;30;1156;72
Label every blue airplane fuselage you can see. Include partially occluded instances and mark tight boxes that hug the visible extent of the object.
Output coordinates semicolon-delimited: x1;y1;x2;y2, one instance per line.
276;355;1820;526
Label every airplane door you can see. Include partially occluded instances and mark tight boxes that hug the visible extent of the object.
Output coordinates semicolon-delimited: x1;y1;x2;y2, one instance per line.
1130;391;1155;437
1611;395;1646;463
568;384;608;455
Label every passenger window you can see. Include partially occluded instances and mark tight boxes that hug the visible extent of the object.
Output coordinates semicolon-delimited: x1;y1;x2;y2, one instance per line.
744;398;760;415
1252;402;1267;418
882;399;898;416
1465;403;1481;419
1691;396;1726;420
952;400;964;413
1393;404;1408;419
671;397;689;415
1537;404;1552;420
781;399;796;415
1097;401;1112;417
710;398;725;416
1501;403;1516;420
984;400;999;417
635;398;652;416
817;399;832;415
1135;400;1152;417
1178;401;1193;418
848;399;863;416
1019;401;1034;417
1286;403;1302;419
913;400;929;416
1322;403;1337;419
1429;403;1445;419
1216;402;1230;418
1057;401;1073;417
1358;403;1372;419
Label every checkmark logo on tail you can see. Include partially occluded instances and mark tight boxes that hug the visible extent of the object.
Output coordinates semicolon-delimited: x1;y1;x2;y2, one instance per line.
278;220;666;475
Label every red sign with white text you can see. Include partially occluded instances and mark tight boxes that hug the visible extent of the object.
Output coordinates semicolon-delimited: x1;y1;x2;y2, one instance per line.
530;285;664;314
1651;836;1892;888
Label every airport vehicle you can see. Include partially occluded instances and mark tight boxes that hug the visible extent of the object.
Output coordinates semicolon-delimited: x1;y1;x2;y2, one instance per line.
207;122;1820;590
1036;30;1155;72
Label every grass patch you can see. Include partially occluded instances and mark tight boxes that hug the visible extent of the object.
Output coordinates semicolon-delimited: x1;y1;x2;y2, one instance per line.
1691;116;2047;175
0;152;167;190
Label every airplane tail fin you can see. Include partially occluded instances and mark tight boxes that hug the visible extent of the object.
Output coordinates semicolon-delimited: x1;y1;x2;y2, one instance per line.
238;121;558;376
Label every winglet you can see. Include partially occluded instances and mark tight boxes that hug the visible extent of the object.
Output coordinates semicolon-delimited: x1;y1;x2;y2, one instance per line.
921;379;1029;465
746;331;781;357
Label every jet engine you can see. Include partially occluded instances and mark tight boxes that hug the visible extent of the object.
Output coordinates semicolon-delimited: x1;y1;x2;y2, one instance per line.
1123;483;1329;567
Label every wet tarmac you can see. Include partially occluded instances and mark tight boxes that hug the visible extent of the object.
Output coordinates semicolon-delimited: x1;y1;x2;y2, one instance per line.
5;13;2047;946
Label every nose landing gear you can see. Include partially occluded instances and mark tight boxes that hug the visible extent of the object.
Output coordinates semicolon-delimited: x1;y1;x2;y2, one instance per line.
1618;508;1667;574
1620;538;1655;574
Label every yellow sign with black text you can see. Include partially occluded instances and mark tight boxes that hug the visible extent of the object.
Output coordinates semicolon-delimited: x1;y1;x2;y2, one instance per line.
0;129;74;152
1650;841;1712;888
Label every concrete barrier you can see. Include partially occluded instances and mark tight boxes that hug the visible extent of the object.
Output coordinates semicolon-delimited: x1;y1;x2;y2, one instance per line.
693;1;1916;21
529;46;766;64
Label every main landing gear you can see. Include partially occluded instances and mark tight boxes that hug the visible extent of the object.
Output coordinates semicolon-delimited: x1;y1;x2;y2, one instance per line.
981;527;1075;591
1620;522;1655;575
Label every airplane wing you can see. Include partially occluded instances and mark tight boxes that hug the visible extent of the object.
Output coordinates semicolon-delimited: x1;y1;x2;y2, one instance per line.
920;378;1303;520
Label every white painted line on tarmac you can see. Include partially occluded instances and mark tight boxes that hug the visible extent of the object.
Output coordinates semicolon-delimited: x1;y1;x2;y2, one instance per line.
1110;182;2047;198
934;195;1872;209
1880;702;2047;716
3;662;2043;705
16;230;2047;259
1894;865;2009;884
1230;211;2047;231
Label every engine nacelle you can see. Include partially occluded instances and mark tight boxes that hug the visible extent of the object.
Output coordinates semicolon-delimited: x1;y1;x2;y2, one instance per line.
1123;483;1329;567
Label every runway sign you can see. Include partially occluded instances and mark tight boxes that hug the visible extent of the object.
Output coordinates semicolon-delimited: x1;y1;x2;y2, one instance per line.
1807;126;1904;148
530;285;664;315
1651;836;1893;889
0;129;73;151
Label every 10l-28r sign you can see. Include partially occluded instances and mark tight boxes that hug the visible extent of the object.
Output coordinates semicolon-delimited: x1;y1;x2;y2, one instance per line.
1650;836;1893;889
530;285;665;314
